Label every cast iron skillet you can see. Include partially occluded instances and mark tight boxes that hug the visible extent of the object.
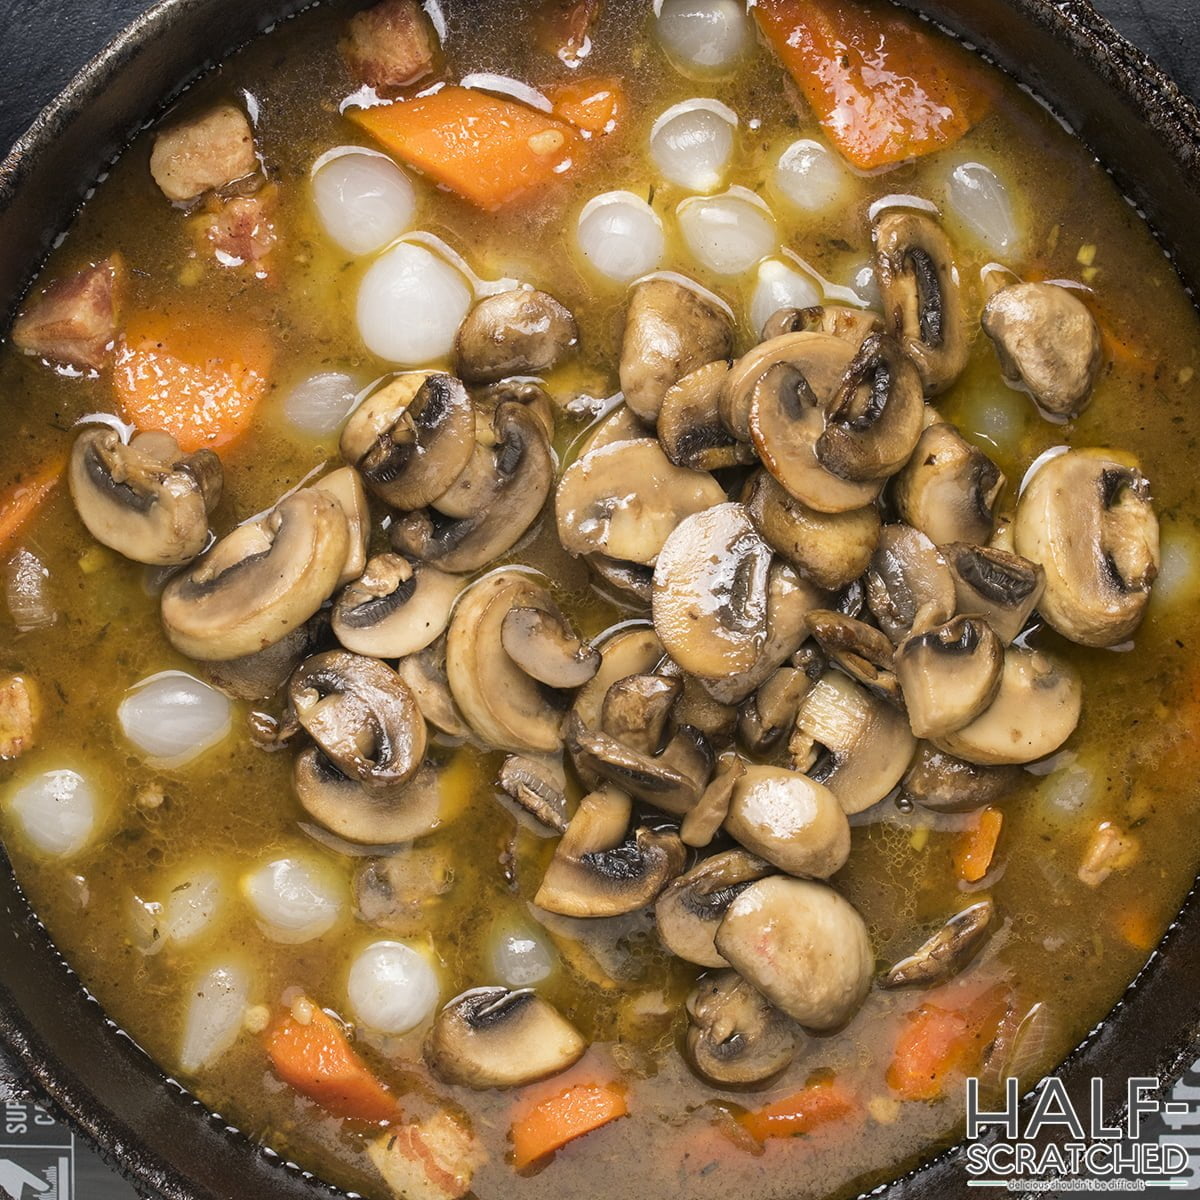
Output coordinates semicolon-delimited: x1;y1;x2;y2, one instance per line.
1;1;1199;1197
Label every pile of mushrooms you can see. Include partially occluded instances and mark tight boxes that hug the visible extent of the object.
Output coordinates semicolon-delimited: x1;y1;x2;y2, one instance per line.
66;201;1160;1095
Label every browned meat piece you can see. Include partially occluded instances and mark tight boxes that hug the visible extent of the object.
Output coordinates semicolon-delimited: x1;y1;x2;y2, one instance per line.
0;675;41;760
149;103;258;204
200;186;278;270
343;0;436;92
11;256;126;370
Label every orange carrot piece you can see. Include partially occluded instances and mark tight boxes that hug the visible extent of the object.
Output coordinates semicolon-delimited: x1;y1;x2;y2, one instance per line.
887;984;1011;1101
754;0;991;170
114;310;272;452
737;1079;856;1143
954;807;1003;883
266;1005;400;1124
348;86;580;210
510;1081;628;1168
546;77;627;136
1115;906;1160;953
0;456;66;555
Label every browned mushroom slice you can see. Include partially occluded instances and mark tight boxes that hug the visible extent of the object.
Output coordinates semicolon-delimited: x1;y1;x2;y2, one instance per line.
655;849;771;967
894;617;1003;739
883;899;995;988
497;754;569;834
744;469;879;591
656;660;738;742
455;289;578;384
658;361;755;471
737;662;819;756
556;439;726;566
934;647;1082;766
600;674;680;756
724;765;851;878
474;378;556;444
893;423;1005;547
426;987;586;1089
397;637;471;740
69;427;222;566
873;209;969;396
901;742;1021;813
762;304;882;349
586;555;653;606
806;609;901;705
577;403;654;456
685;971;797;1088
982;282;1102;418
790;671;916;813
572;625;664;735
865;523;957;643
1013;450;1159;647
310;466;371;587
680;749;745;847
941;542;1045;645
618;277;734;422
501;605;600;690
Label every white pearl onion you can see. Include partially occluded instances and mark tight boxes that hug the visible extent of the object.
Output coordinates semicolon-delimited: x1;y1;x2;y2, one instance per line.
311;147;417;256
162;868;223;946
677;187;776;276
749;259;823;336
6;769;96;858
576;192;665;284
179;962;250;1074
118;671;232;769
1152;520;1200;614
654;0;750;76
773;138;855;216
490;925;554;987
283;372;361;437
944;161;1022;257
649;99;738;193
243;857;343;944
347;940;439;1034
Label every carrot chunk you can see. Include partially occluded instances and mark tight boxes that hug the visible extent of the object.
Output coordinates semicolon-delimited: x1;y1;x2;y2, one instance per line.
546;77;627;136
266;1004;399;1124
510;1081;628;1168
114;309;272;452
754;0;991;170
0;456;66;555
348;86;580;210
737;1078;856;1143
954;806;1003;883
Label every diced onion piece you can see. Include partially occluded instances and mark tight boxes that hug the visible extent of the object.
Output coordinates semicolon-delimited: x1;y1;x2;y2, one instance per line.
5;549;58;632
357;241;473;364
773;138;854;215
282;372;361;437
118;671;233;769
242;856;343;944
179;962;251;1074
749;258;823;336
347;940;439;1034
162;868;223;946
944;161;1021;257
6;768;96;857
489;924;554;986
649;99;738;193
576;192;665;284
654;0;750;77
677;186;776;276
311;148;417;256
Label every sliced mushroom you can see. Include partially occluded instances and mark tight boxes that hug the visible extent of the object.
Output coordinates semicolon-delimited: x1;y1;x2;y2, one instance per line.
883;899;995;988
341;372;475;510
205;616;321;702
864;524;957;643
901;742;1021;813
655;849;772;967
685;971;796;1087
724;765;851;879
806;610;901;705
289;651;426;787
657;664;739;742
873;209;969;396
934;647;1082;766
982;282;1102;417
426;987;586;1088
618;277;734;422
941;542;1045;645
501;606;599;689
586;554;654;606
161;490;349;660
600;674;680;756
69;427;222;566
445;571;566;753
744;470;879;591
534;785;686;918
332;553;463;659
474;378;556;444
893;423;1005;546
397;637;471;739
578;403;653;456
790;671;916;813
894;617;1003;739
572;625;664;735
498;754;569;833
658;361;754;471
1013;450;1159;647
680;749;745;847
715;877;873;1030
737;663;818;756
556;439;726;566
354;845;454;933
311;466;370;586
762;304;882;349
455;289;578;384
815;333;924;482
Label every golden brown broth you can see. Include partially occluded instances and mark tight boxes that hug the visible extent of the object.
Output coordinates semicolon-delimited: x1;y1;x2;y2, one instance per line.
1;1;1200;1198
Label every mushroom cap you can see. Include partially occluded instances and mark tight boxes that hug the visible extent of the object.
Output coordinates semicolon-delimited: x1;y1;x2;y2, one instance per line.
70;427;220;566
497;754;569;834
763;304;882;349
161;489;350;661
737;663;819;757
658;360;755;471
715;876;873;1030
680;749;746;848
685;970;797;1087
396;638;471;740
425;987;586;1089
578;403;653;456
454;288;578;384
1013;449;1159;647
724;765;851;878
901;742;1021;813
600;673;680;756
864;523;957;643
805;609;902;705
883;898;995;989
571;624;664;734
311;465;371;586
500;605;600;690
941;541;1045;645
556;438;726;566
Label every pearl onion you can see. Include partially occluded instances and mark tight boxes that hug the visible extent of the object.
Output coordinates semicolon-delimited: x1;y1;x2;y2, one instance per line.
575;192;665;284
655;0;750;77
347;940;439;1034
118;671;232;768
179;962;250;1074
677;187;777;276
749;259;823;336
944;161;1022;256
649;99;738;193
283;372;361;437
6;769;96;857
490;925;555;986
312;148;416;257
243;857;343;944
773;138;855;216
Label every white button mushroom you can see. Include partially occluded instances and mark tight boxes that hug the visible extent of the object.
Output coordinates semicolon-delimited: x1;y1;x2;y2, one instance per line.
347;940;440;1034
943;160;1021;257
357;241;473;364
649;99;738;193
6;768;97;857
311;147;417;256
282;372;362;437
654;0;750;77
575;192;665;284
677;187;776;276
242;856;344;944
748;259;823;336
118;671;233;769
179;962;251;1074
772;139;854;216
